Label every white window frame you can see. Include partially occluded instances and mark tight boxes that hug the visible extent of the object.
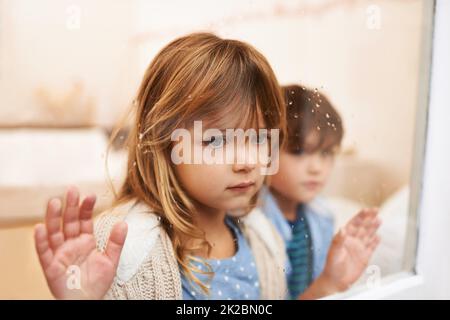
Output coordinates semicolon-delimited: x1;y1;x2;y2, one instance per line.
328;0;450;299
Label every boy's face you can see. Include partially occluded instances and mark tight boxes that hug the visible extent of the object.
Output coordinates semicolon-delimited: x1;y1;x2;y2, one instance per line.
270;132;337;204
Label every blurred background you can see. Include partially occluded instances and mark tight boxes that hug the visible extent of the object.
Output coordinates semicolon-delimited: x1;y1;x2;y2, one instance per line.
0;0;430;299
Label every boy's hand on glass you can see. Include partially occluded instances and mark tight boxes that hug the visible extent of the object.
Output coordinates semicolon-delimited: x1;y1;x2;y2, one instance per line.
321;208;381;292
34;186;128;300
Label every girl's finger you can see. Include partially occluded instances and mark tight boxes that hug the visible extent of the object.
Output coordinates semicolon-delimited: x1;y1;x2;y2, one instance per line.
34;223;54;270
45;198;64;251
105;222;128;267
79;194;96;235
63;186;81;239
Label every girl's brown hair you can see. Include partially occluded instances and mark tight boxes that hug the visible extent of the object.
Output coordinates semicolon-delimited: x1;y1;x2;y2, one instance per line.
107;33;286;293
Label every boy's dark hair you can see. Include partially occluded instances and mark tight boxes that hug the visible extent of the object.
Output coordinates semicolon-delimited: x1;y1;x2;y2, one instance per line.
282;85;344;154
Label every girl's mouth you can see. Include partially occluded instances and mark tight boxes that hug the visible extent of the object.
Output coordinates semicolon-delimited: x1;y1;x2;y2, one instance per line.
227;181;255;192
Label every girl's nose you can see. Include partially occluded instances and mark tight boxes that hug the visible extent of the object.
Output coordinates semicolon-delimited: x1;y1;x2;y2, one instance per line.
232;160;257;173
232;144;258;173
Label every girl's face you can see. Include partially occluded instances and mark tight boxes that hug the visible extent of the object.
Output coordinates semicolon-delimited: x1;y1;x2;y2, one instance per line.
270;132;337;204
173;120;269;216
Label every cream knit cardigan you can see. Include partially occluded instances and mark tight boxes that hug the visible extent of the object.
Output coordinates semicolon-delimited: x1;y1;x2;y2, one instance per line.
94;199;288;300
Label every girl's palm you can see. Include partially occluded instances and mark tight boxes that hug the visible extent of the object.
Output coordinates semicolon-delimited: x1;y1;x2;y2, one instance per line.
34;186;127;299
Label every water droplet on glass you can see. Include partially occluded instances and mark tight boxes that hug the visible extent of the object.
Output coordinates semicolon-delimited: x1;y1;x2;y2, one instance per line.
288;101;293;106
139;133;144;140
315;103;320;108
290;90;295;95
302;87;306;91
307;98;311;101
326;113;330;118
317;126;321;131
311;109;315;113
293;113;299;119
305;234;309;238
327;122;331;126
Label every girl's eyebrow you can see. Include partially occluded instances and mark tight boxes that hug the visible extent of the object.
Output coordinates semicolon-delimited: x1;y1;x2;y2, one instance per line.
202;128;273;138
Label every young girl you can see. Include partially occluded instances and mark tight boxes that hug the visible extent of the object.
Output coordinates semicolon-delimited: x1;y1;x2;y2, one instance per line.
34;32;288;300
34;33;380;300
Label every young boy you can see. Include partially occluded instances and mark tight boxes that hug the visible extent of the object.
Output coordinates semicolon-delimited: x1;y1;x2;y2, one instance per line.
263;85;346;298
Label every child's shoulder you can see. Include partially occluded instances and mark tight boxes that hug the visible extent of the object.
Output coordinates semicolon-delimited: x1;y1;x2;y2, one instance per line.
94;199;161;245
242;208;286;260
306;196;334;219
94;199;175;286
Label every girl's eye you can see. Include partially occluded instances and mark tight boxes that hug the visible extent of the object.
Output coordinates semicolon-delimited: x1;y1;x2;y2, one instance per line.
251;133;268;145
203;135;225;148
